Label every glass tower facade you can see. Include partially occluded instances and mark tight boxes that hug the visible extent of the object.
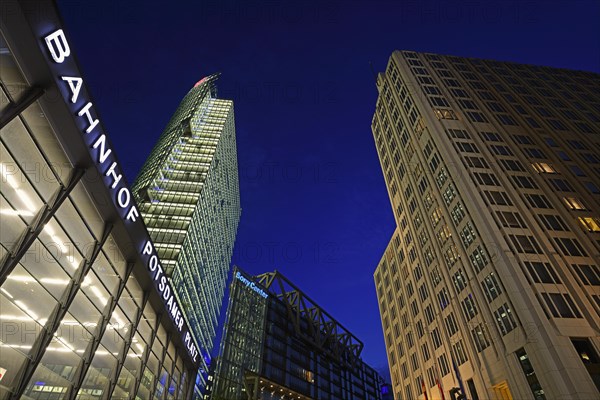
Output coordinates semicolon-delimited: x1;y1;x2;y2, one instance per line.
207;267;385;400
132;76;241;392
372;51;600;400
0;1;199;398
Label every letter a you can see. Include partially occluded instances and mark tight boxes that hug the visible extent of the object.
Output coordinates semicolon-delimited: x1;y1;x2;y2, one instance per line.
61;76;82;103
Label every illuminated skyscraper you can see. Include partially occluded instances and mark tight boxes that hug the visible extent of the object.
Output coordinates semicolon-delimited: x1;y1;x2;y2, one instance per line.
133;75;241;393
372;51;600;400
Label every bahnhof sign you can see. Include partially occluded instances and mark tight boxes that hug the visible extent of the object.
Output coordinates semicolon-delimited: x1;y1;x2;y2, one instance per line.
1;1;199;398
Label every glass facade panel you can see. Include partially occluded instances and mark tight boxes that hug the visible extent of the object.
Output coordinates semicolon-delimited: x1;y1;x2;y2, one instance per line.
0;6;198;398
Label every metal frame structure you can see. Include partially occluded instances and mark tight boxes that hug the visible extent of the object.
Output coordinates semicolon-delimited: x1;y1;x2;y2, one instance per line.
0;167;85;286
8;223;113;400
256;270;364;369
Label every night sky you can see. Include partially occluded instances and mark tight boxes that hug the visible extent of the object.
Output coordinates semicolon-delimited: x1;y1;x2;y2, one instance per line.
57;0;599;377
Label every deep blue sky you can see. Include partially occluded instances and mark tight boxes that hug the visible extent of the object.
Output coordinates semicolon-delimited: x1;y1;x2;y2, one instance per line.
57;0;599;376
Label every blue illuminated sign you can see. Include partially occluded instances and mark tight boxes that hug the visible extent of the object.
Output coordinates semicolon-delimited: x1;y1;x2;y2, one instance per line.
235;272;268;298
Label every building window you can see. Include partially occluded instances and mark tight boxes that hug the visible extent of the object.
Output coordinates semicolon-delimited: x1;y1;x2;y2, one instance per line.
443;184;457;206
525;194;552;208
452;269;468;294
481;273;503;302
508;234;543;254
499;159;526;172
461;295;478;321
480;131;502;142
531;162;557;174
513;134;533;145
511;175;538;189
523;261;561;284
470;245;489;273
571;264;600;286
554;237;588;257
460;222;476;248
411;352;419;371
578;217;600;232
549;178;575;192
522;147;547;159
421;343;431;361
447;129;471;139
465;111;488;123
494;303;518;335
434;109;458;120
540;292;582;318
584;181;600;194
515;348;547;399
452;340;468;365
471;323;490;352
474;172;500;186
436;168;449;188
464;156;489;169
438;353;450;376
444;313;459;337
496;211;526;228
484;190;512;206
557;151;572;161
563;197;587;210
570;165;586;177
431;327;442;349
437;287;451;310
489;145;513;156
538;214;568;231
444;245;460;268
451;202;466;225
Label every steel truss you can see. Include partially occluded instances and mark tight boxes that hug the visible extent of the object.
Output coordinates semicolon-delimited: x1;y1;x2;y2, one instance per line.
256;270;364;368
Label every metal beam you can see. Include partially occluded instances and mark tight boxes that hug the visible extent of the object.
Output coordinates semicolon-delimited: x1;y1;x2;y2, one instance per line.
0;85;45;129
153;330;171;400
103;291;150;400
65;262;135;400
9;222;113;400
0;167;85;286
165;347;179;400
131;309;161;397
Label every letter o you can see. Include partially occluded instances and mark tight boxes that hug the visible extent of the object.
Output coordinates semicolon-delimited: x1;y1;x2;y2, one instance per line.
117;187;130;208
149;255;158;271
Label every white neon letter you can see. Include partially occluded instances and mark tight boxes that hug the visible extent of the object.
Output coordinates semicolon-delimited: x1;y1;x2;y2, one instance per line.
142;241;153;255
126;206;139;222
77;102;99;134
117;187;131;209
61;76;82;103
44;30;70;63
105;162;122;189
92;134;112;163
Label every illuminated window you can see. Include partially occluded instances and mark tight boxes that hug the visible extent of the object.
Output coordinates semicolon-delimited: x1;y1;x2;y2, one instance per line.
564;197;587;210
578;217;600;232
531;162;557;174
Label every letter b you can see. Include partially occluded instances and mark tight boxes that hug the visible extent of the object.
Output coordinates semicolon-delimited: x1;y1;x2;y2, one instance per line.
45;30;71;63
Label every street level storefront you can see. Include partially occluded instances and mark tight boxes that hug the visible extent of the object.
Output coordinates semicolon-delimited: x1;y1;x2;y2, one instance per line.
0;1;200;398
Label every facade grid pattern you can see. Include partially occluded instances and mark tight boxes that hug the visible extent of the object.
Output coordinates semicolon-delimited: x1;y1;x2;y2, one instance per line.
372;51;600;400
133;77;241;392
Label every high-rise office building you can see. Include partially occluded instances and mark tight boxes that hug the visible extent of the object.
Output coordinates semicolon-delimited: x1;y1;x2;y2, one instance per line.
207;267;386;400
372;51;600;400
1;1;200;398
132;76;241;393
